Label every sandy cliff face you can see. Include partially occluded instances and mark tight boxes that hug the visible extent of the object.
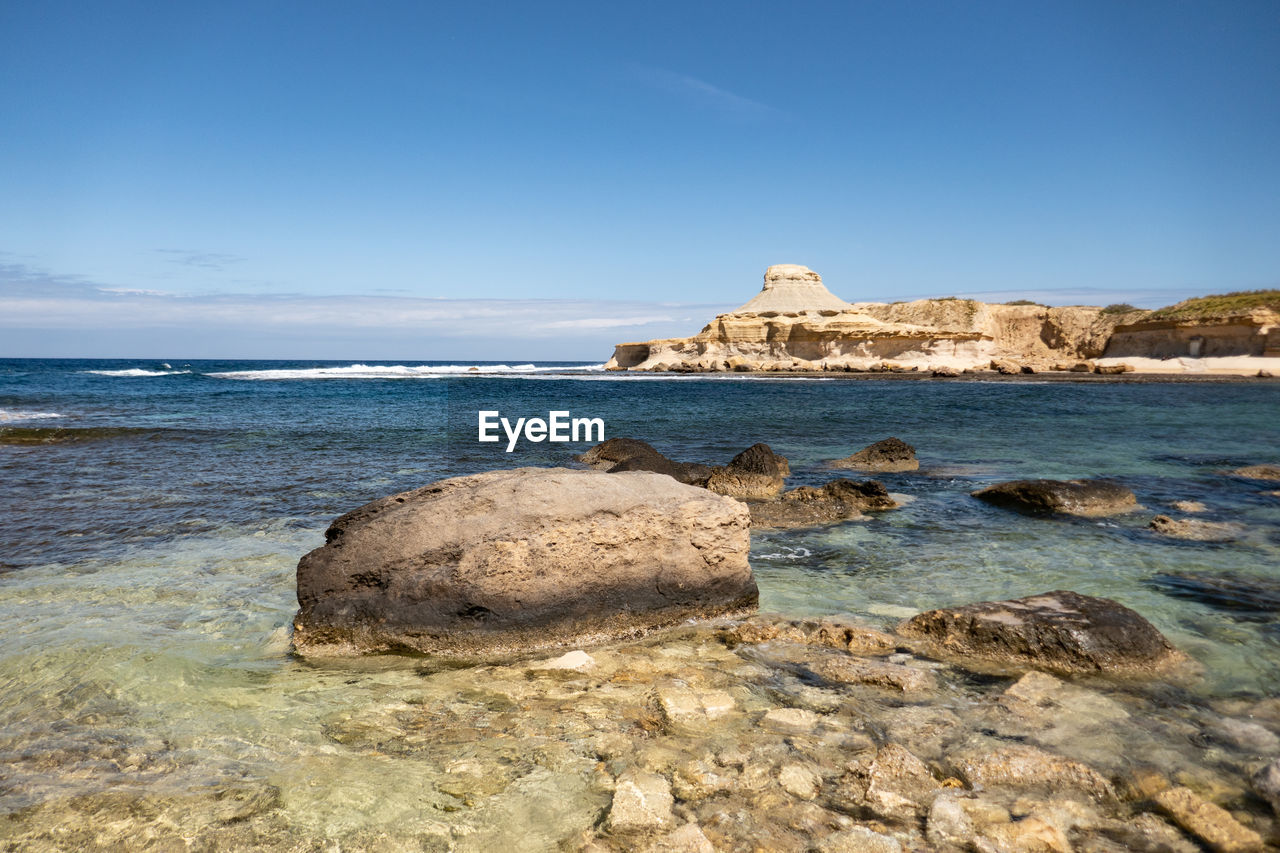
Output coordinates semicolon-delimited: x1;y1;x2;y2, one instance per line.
855;300;1125;361
608;265;1110;372
1104;308;1280;359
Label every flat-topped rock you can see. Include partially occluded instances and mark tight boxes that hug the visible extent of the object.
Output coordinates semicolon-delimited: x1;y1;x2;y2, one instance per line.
972;478;1138;517
1232;464;1280;481
732;264;856;314
293;467;756;659
896;590;1189;677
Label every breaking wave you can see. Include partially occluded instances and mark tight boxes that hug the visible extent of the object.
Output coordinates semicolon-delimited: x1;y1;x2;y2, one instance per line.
0;408;64;423
82;369;192;377
207;363;605;380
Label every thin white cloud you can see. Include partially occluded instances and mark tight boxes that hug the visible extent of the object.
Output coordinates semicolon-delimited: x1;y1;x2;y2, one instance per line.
0;263;729;343
541;316;678;330
156;249;245;272
632;66;779;117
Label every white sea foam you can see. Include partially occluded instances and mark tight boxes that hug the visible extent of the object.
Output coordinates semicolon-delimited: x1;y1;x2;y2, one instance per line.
207;363;606;380
0;408;64;423
83;369;192;377
755;546;813;560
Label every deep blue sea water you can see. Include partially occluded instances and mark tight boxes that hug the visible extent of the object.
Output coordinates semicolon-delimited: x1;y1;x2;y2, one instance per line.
2;358;1279;840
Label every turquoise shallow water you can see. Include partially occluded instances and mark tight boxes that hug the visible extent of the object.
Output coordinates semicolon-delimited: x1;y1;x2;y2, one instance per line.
1;359;1279;843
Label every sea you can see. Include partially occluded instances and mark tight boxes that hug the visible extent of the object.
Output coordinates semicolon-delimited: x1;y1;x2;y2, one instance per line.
2;358;1279;845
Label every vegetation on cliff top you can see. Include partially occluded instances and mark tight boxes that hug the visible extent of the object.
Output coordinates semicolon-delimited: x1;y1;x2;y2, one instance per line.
1146;290;1280;321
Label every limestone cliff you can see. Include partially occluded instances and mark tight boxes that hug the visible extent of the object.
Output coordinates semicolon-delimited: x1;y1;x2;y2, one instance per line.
608;265;1108;372
1103;294;1280;359
605;267;1280;373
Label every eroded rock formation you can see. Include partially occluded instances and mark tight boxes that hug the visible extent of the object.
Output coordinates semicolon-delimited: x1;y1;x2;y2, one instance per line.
606;266;1280;373
607;264;1123;372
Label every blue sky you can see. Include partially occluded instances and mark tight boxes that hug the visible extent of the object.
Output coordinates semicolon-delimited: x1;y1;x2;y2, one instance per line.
2;1;1277;359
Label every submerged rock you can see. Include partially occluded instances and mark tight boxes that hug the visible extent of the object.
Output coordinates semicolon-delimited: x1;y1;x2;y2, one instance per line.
1154;786;1265;852
608;770;675;832
1149;514;1243;542
838;743;941;822
726;615;897;655
1253;759;1280;817
1146;572;1280;616
971;478;1138;517
293;467;756;658
747;479;898;529
896;590;1188;676
951;744;1116;801
831;437;919;473
1231;464;1280;481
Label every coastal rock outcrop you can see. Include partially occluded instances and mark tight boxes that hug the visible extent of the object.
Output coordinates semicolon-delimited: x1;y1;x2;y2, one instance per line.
747;479;897;529
1232;464;1280;481
607;271;1280;374
971;478;1138;517
607;265;1132;373
831;437;918;472
1149;514;1242;542
293;467;756;658
896;590;1189;676
705;443;788;499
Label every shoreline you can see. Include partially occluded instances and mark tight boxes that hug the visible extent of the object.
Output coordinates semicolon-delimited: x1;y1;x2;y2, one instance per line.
606;369;1280;383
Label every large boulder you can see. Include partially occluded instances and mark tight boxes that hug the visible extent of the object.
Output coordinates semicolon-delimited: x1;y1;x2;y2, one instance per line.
972;478;1138;517
748;479;897;529
832;437;918;472
293;468;756;658
896;590;1189;677
705;443;788;499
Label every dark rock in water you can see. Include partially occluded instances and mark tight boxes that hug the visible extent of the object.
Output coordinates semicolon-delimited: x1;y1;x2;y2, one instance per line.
610;454;713;486
831;437;918;472
971;478;1138;517
747;479;898;529
1148;515;1242;543
577;437;711;486
293;467;757;659
896;590;1189;676
577;437;662;470
725;442;790;478
1146;572;1280;617
706;443;788;499
1231;464;1280;482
